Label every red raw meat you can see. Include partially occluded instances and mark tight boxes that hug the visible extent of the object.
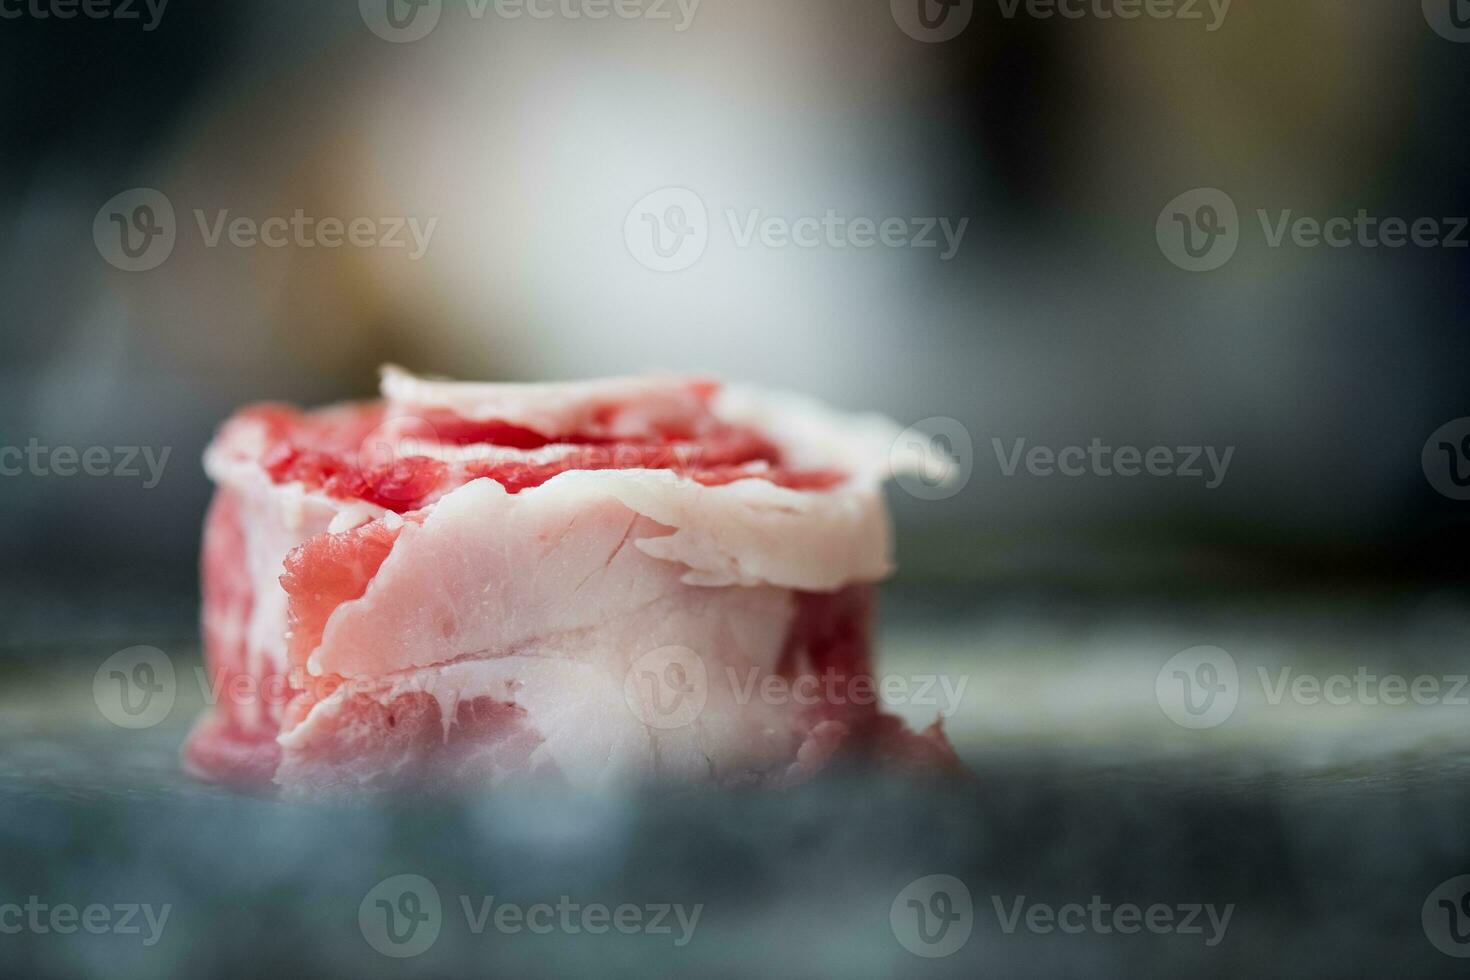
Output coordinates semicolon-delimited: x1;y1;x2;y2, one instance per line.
185;368;964;795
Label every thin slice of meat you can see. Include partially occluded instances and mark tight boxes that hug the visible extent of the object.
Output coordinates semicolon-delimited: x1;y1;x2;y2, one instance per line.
279;515;414;675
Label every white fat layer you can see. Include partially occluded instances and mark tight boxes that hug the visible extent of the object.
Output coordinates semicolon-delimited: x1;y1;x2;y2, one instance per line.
381;366;917;483
712;384;900;479
558;469;892;590
381;364;709;437
328;502;385;534
278;653;803;789
387;440;590;466
305;475;869;680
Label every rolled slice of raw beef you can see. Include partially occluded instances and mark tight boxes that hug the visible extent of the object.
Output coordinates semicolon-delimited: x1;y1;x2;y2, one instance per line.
185;367;962;795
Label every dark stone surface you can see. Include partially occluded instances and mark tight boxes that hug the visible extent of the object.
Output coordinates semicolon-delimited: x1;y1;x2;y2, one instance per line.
4;589;1470;978
2;725;1469;978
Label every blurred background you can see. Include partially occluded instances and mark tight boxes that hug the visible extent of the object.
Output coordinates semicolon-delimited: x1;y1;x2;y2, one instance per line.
2;0;1466;601
3;2;1470;977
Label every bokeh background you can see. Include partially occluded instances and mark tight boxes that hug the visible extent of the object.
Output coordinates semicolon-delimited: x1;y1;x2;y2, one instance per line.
3;0;1467;602
3;2;1470;978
